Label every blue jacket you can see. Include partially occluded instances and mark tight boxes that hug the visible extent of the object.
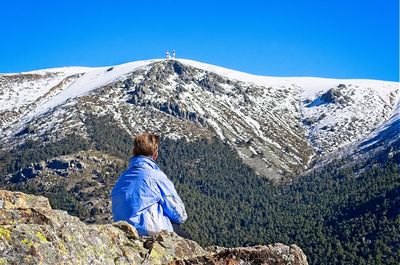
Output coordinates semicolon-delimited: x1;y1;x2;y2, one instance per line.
111;155;187;236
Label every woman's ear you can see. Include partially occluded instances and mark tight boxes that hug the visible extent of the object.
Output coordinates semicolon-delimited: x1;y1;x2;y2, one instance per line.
152;150;158;161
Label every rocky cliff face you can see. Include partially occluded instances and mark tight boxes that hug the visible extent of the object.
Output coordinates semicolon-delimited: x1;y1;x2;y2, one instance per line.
0;189;308;265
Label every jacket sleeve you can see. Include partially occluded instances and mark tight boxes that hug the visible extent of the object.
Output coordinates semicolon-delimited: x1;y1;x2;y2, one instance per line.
156;173;187;224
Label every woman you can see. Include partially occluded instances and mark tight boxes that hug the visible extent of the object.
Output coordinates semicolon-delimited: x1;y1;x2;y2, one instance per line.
111;133;187;236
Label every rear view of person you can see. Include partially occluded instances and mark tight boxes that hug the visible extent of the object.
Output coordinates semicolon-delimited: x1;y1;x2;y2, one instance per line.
111;133;187;236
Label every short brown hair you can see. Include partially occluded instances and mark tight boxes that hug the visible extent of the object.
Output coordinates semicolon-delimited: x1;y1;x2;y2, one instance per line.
133;133;160;157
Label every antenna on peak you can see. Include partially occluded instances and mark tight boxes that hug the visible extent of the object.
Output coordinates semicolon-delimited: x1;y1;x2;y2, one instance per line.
166;51;171;60
172;50;176;59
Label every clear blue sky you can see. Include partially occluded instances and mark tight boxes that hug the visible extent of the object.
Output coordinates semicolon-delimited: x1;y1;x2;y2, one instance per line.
1;0;398;81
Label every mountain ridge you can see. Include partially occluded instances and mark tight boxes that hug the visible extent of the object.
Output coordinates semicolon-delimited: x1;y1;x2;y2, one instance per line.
1;58;399;180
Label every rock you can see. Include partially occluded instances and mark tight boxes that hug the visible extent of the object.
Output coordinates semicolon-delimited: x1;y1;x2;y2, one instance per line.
10;167;38;183
0;190;308;265
47;159;70;170
171;244;308;265
145;231;208;264
33;162;45;171
0;190;51;210
112;221;139;240
320;88;342;104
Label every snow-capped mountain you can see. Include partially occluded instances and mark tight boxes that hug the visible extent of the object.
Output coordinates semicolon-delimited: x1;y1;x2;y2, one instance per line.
1;59;399;180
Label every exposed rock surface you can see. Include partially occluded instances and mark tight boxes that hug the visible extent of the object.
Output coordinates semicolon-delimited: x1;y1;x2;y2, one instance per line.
0;190;308;265
4;60;399;181
3;150;126;224
172;244;308;265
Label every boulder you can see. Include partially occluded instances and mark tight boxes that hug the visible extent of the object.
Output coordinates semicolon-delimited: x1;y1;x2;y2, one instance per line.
171;244;308;265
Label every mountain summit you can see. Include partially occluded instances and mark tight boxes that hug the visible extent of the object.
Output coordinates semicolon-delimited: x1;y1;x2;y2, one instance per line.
1;59;399;180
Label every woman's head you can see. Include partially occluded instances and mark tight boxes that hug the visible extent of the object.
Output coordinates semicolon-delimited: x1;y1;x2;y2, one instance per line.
132;133;160;160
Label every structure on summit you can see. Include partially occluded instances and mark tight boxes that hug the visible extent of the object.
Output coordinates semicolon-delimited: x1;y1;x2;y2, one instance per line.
166;50;176;60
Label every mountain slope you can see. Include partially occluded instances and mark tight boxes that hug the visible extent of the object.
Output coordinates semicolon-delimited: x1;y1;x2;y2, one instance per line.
1;59;399;180
1;119;399;265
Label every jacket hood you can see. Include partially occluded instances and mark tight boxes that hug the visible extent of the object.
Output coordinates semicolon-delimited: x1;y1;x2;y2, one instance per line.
128;155;160;171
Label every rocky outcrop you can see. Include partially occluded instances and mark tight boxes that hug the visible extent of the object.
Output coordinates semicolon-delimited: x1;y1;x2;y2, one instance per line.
172;244;308;265
0;190;308;265
307;86;353;108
